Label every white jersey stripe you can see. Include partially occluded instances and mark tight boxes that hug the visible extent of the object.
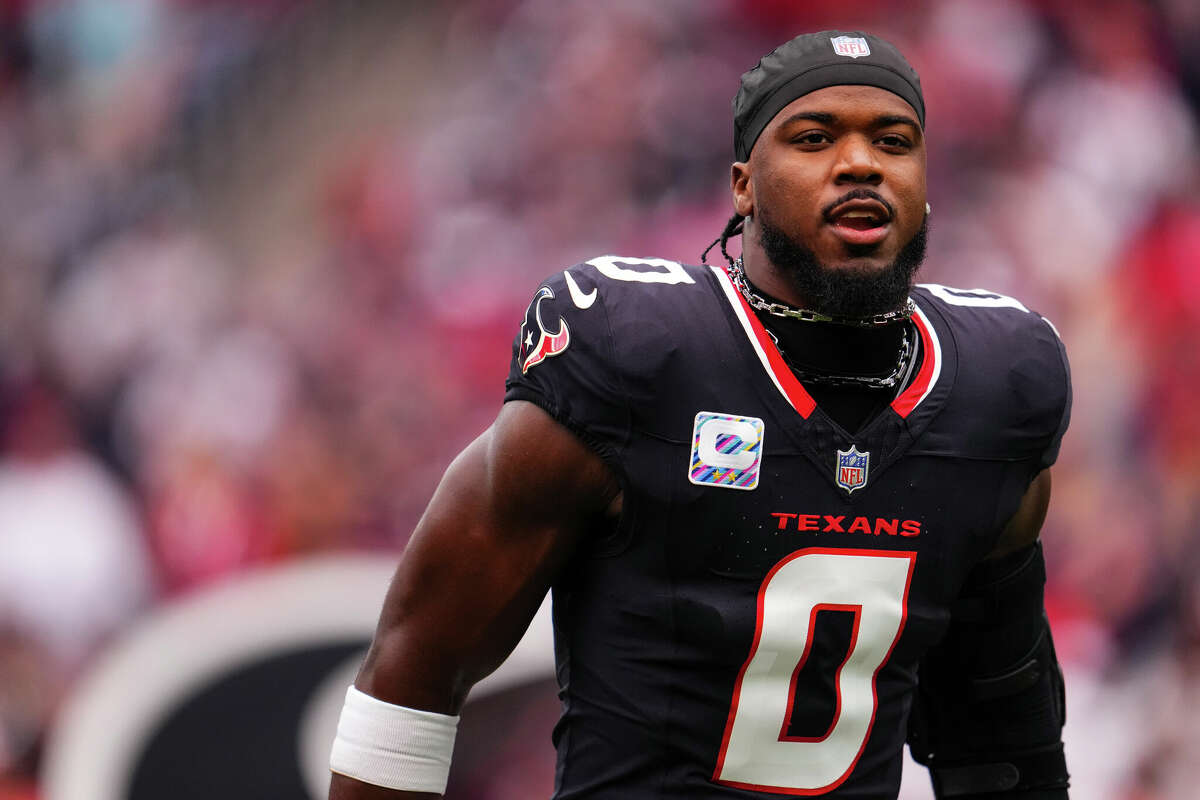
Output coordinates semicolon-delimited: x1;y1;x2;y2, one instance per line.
909;305;942;413
711;266;798;412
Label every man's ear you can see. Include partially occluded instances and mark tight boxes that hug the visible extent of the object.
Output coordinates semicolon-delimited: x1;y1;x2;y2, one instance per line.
731;162;753;218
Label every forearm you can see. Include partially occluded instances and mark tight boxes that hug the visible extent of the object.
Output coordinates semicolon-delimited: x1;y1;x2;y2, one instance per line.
327;402;617;800
947;791;1066;800
909;541;1069;798
329;774;439;800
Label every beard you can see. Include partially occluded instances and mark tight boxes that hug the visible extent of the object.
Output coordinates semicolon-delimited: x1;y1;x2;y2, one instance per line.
758;208;928;318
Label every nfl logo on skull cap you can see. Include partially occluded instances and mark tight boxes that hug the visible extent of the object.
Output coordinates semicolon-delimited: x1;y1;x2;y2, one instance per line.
689;412;764;491
836;445;870;493
830;36;871;58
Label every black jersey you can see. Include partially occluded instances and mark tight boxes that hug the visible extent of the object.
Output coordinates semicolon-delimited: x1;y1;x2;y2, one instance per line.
503;256;1071;800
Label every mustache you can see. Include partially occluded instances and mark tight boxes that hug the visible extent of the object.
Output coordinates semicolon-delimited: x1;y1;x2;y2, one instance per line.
821;188;895;222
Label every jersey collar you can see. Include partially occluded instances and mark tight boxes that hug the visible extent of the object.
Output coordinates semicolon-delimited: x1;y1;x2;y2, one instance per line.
710;265;942;421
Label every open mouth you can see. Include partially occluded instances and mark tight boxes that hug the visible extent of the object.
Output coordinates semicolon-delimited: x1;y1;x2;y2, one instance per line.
834;210;887;229
827;200;892;246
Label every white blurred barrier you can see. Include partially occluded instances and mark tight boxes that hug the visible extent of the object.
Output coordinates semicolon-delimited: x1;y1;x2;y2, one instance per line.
41;554;556;800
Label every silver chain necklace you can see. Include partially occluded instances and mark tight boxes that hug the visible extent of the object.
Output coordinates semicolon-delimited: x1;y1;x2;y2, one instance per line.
726;257;916;326
765;324;915;389
726;258;917;389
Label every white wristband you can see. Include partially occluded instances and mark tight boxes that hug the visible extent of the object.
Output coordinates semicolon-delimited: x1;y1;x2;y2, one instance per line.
329;686;460;793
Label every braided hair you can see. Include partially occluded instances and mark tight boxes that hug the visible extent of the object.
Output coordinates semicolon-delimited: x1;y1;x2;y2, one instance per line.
700;213;745;269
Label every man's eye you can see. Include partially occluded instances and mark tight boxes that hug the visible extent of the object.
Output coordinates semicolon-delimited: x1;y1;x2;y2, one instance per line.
878;135;910;149
794;132;830;145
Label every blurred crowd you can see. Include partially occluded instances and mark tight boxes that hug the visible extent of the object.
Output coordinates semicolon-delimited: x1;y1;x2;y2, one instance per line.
0;0;1198;798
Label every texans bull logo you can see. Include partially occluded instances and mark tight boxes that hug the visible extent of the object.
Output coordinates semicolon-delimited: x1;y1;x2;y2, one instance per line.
519;285;571;373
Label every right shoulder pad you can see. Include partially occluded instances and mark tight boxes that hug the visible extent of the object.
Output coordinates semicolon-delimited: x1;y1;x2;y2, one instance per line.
502;255;710;459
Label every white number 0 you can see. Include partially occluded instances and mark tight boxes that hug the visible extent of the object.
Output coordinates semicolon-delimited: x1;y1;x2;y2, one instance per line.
585;255;695;285
714;549;915;795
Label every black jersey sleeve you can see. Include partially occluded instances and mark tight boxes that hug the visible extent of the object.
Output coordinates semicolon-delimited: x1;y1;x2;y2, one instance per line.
503;265;632;465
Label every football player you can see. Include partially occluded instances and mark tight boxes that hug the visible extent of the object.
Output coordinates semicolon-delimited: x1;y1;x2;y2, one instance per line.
329;30;1071;799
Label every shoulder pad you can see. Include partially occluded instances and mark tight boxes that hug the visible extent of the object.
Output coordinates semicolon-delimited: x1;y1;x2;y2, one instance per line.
503;256;714;459
914;284;1071;467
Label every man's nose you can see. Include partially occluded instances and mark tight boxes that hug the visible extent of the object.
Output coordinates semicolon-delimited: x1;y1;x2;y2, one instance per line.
833;135;882;185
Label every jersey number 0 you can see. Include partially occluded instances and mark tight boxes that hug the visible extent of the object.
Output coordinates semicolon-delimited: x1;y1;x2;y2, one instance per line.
714;548;916;795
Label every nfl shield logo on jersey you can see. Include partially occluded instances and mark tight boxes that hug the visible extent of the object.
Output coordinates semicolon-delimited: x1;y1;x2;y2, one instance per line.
689;412;764;491
830;36;871;58
835;445;870;493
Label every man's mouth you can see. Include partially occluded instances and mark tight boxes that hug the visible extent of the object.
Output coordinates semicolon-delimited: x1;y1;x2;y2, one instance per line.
827;200;892;246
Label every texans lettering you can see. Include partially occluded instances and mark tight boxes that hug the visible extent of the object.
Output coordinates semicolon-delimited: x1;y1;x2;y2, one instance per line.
770;512;922;537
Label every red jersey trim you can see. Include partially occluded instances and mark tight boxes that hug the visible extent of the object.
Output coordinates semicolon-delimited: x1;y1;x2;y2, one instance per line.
890;305;941;419
711;266;817;419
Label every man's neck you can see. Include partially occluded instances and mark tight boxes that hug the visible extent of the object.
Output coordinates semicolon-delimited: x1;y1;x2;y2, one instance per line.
745;277;909;378
741;246;809;308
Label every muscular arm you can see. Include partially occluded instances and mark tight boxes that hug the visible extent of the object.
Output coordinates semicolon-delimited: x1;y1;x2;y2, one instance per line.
909;468;1069;798
329;400;620;800
986;469;1052;560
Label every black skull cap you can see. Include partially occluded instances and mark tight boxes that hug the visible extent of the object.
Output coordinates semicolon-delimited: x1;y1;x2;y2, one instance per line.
733;30;925;161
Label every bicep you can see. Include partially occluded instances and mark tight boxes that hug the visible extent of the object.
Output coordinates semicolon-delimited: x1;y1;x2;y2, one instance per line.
986;469;1052;560
355;399;619;714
